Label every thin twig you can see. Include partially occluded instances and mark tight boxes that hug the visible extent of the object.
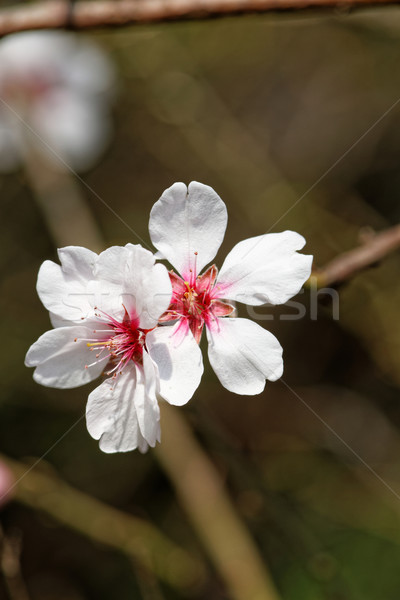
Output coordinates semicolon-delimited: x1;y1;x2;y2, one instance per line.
155;404;282;600
0;0;398;37
24;151;104;254
311;224;400;287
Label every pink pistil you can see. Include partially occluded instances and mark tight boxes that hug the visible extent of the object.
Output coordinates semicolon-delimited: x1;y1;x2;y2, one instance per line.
0;70;56;103
159;264;234;344
82;306;150;378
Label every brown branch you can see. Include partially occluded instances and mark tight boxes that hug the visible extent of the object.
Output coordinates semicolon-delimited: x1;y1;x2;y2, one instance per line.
24;151;104;254
312;224;400;287
155;404;282;600
0;0;399;36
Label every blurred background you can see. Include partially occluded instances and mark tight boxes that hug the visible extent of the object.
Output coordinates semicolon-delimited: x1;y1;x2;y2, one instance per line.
1;6;400;599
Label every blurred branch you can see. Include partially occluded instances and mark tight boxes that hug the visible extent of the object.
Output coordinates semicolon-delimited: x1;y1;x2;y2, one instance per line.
155;404;282;600
311;224;400;287
0;0;400;36
0;526;32;600
0;454;206;594
24;152;104;254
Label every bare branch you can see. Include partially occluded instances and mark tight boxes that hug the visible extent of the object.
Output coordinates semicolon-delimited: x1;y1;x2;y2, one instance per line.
312;224;400;287
155;404;282;600
0;0;399;36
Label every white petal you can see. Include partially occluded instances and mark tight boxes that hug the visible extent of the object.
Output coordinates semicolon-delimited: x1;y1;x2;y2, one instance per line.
206;318;283;395
137;436;150;454
25;326;105;388
135;352;161;447
0;31;73;78
33;90;112;171
49;312;67;328
216;231;313;306
149;181;227;279
146;323;203;406
95;244;172;329
37;246;98;321
61;37;115;97
86;362;160;454
57;246;98;278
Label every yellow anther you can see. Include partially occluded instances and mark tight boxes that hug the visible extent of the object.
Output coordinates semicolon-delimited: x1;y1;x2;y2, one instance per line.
86;341;109;348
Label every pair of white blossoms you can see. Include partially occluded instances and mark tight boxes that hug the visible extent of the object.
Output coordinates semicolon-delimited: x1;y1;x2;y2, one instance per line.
26;183;313;453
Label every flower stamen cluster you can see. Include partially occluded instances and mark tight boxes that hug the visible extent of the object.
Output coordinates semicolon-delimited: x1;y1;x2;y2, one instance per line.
160;263;234;344
80;306;149;378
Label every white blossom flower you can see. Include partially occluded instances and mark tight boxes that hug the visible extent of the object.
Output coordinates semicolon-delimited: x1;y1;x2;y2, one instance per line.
0;31;114;171
25;244;203;453
149;181;313;395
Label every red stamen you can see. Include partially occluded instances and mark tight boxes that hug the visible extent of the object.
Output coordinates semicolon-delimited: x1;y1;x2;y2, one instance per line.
161;264;232;344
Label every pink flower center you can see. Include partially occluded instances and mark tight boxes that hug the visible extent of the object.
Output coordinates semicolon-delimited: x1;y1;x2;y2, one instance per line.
182;282;212;318
0;70;55;105
160;264;234;344
80;306;148;378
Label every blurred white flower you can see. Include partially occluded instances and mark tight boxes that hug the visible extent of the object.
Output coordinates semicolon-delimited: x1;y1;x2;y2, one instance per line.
0;30;115;172
149;181;313;395
25;245;203;453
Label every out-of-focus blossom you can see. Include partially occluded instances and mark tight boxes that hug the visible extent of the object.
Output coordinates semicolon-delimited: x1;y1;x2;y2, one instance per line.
0;31;115;172
149;181;313;395
25;245;203;453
